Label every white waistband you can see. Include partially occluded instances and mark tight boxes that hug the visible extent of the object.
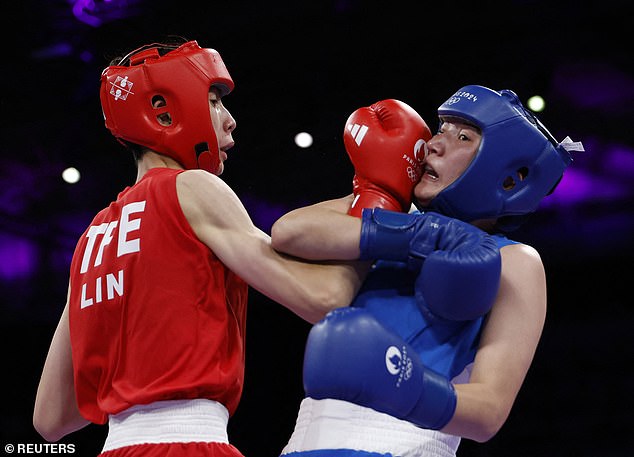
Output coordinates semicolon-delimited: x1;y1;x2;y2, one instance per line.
102;399;229;452
281;398;460;457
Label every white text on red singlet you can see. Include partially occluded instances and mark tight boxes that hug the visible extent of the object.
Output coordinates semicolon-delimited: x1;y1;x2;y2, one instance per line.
78;201;146;309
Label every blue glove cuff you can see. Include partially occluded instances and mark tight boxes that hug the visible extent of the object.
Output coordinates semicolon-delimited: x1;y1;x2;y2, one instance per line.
359;208;418;261
408;368;457;429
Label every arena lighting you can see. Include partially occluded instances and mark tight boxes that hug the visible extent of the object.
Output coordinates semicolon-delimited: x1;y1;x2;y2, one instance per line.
527;95;546;112
62;167;81;184
294;132;314;148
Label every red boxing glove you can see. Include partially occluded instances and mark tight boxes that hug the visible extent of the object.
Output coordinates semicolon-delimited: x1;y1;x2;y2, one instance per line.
344;99;432;217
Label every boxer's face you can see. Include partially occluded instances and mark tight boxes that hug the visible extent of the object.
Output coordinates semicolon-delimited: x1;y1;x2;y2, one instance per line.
414;117;481;206
208;87;236;175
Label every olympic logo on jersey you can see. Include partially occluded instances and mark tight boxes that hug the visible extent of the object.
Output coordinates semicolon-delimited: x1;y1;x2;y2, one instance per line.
385;345;413;387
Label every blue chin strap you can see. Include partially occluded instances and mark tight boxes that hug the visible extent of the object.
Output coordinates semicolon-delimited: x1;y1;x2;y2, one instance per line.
423;85;581;231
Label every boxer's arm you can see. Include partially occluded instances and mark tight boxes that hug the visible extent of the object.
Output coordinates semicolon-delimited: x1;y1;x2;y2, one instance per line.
271;195;363;260
34;288;89;442
442;243;547;442
178;171;365;323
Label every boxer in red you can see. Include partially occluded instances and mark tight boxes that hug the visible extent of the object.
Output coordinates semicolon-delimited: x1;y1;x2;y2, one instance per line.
32;38;391;456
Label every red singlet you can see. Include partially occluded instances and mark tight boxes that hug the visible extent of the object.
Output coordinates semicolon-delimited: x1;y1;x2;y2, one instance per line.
68;168;248;424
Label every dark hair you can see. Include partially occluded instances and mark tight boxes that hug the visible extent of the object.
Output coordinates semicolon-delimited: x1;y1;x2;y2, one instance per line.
118;140;148;162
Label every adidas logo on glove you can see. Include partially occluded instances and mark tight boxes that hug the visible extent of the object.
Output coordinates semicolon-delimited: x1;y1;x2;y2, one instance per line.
347;123;369;146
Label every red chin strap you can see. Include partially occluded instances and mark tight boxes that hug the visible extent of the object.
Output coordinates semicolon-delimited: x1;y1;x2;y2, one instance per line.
196;145;219;174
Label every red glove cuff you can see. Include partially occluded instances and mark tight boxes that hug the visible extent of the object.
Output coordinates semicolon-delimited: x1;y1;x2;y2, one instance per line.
348;188;402;217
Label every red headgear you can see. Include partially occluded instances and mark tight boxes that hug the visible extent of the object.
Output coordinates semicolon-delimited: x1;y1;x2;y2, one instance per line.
99;40;234;174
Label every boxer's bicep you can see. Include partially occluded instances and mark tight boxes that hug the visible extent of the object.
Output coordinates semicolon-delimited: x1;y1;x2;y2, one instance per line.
177;170;361;322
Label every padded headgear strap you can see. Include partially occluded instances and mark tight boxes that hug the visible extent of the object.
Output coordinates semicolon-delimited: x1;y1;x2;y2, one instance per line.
99;40;234;174
425;85;576;230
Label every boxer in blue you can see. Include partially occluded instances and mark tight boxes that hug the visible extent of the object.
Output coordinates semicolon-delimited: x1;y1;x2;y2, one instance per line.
272;86;583;457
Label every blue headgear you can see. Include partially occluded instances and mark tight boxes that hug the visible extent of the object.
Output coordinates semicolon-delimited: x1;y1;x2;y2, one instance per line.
425;85;577;230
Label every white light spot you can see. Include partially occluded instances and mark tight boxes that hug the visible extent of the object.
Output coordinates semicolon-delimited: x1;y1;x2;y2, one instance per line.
527;95;545;112
294;132;313;148
62;167;81;184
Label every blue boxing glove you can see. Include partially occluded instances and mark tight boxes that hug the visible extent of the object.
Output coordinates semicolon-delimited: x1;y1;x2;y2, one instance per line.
359;208;501;321
303;307;456;430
